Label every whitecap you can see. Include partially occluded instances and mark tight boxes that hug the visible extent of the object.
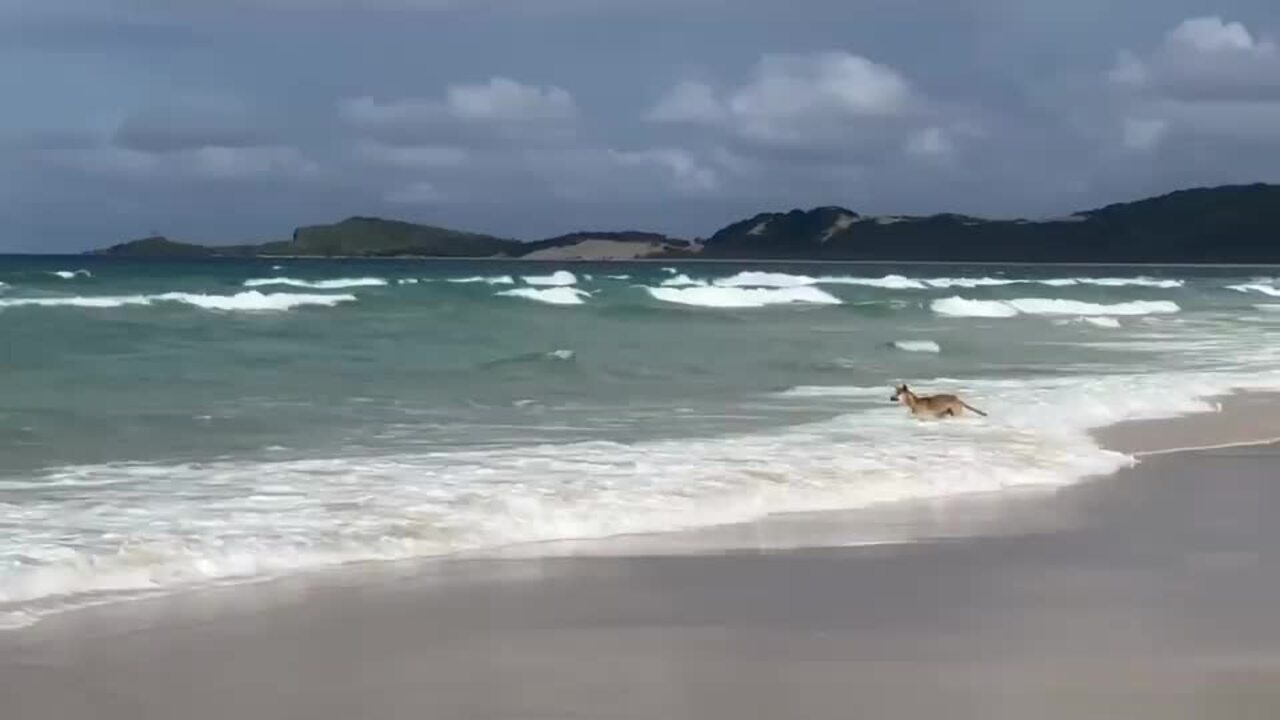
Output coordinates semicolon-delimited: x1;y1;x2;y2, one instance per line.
243;277;388;289
446;275;516;285
646;285;842;308
932;296;1180;318
893;340;942;353
522;271;577;287
660;273;707;287
1228;283;1280;297
497;287;589;305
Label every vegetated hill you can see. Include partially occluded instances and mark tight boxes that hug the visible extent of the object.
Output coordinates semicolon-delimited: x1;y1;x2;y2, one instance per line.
87;184;1280;263
699;184;1280;263
276;217;520;257
88;236;218;258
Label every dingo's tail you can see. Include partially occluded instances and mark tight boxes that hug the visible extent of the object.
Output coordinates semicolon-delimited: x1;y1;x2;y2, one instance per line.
962;401;988;417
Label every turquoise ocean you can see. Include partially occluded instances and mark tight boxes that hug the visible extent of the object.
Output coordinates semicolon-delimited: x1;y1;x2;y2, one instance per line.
3;256;1280;627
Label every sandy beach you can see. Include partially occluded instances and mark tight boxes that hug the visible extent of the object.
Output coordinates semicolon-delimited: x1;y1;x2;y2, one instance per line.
5;397;1280;719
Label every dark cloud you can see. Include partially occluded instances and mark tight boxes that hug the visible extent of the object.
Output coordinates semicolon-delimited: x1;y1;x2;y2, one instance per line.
3;1;1280;250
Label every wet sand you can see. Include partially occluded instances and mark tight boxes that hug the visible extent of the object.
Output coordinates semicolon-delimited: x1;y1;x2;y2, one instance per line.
5;400;1280;719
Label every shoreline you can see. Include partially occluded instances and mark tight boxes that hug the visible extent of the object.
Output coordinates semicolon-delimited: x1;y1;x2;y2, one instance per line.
2;390;1278;632
5;395;1280;717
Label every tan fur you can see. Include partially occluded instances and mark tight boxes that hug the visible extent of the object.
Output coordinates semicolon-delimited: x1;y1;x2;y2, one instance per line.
890;384;987;419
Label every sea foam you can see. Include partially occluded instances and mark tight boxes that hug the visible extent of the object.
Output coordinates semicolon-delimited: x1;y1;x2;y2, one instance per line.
1228;283;1280;297
446;275;516;285
0;291;356;311
49;269;92;279
497;287;589;305
242;277;388;289
8;368;1280;627
646;285;842;308
522;271;578;287
932;297;1180;318
893;340;942;353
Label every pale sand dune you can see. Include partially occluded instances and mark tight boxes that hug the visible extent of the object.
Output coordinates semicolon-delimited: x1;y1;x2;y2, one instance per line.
5;399;1280;719
520;239;694;261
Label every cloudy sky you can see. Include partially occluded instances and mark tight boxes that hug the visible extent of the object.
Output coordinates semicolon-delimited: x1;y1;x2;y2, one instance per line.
3;0;1280;251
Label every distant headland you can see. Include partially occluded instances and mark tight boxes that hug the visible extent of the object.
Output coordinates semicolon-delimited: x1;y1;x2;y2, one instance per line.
88;183;1280;263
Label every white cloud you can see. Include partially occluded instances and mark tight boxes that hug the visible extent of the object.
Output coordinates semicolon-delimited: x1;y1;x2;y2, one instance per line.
904;126;953;158
1166;16;1265;55
648;80;725;124
446;77;576;122
1121;117;1167;151
384;181;446;205
1105;17;1280;149
650;51;915;143
609;148;718;193
353;140;468;169
1108;16;1280;101
340;76;577;136
43;143;318;181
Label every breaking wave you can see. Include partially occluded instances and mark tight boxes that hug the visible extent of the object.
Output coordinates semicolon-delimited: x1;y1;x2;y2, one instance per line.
243;277;388;289
893;340;942;353
0;291;356;311
49;269;92;279
931;297;1180;318
646;285;843;308
446;275;516;285
497;287;590;305
660;273;706;287
1228;283;1280;297
522;271;578;287
10;368;1279;627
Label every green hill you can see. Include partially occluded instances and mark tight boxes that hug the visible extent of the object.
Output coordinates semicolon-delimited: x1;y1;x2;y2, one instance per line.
277;217;519;257
87;184;1280;263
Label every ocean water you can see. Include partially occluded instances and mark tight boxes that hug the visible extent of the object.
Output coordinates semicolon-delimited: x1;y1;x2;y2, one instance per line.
3;256;1280;627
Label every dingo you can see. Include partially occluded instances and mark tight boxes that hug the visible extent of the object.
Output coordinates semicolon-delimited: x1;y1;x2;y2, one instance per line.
890;384;987;419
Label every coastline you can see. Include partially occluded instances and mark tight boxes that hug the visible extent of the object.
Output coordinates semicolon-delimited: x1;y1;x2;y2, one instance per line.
54;252;1280;267
5;392;1280;717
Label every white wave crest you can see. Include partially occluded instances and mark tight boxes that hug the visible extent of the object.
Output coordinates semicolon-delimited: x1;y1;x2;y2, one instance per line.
660;273;706;287
1228;283;1280;297
522;271;577;286
1083;317;1122;328
932;296;1180;318
446;275;516;285
50;269;92;279
155;291;357;311
893;340;941;353
0;295;151;309
923;277;1019;288
818;274;928;289
497;287;589;305
646;285;842;308
713;271;815;288
0;292;356;311
243;277;388;289
693;274;1185;291
1047;277;1184;288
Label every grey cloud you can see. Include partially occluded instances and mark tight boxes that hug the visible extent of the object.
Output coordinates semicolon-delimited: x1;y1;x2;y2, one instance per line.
6;1;1280;251
1104;16;1280;151
649;51;920;145
1110;16;1280;102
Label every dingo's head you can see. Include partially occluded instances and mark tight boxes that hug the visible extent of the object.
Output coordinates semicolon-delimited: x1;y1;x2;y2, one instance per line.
890;383;911;403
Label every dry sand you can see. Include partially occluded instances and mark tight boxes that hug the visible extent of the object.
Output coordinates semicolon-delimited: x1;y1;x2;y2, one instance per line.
5;398;1280;719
